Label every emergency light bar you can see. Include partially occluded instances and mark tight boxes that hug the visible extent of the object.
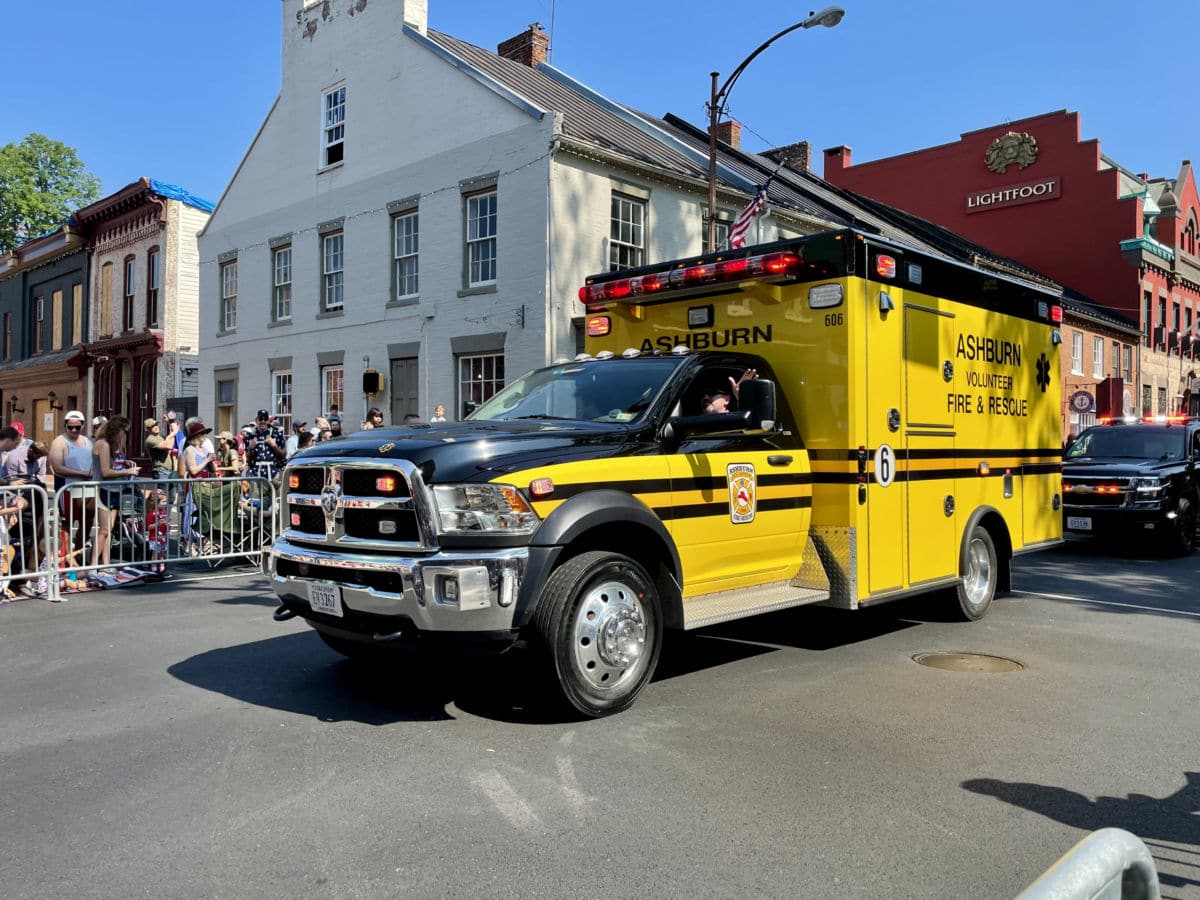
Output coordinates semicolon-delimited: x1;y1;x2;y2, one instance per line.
579;251;802;305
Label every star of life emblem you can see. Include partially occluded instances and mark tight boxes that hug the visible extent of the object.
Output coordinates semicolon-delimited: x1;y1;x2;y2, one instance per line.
727;463;757;524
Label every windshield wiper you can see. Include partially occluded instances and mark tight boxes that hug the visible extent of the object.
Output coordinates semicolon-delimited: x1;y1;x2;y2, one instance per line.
510;414;576;421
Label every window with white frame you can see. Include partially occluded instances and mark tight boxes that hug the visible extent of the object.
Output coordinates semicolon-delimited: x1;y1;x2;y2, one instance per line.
394;212;419;300
1092;336;1103;378
1123;346;1132;381
458;352;504;417
321;365;344;417
322;233;344;311
1111;341;1120;379
123;256;136;331
713;219;731;251
323;85;345;167
609;193;645;270
220;260;238;331
146;247;160;327
466;191;497;287
272;370;293;433
1070;331;1083;374
273;246;292;321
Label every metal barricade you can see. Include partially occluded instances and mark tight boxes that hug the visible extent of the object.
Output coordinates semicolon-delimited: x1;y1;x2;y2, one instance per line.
1018;828;1160;900
49;475;277;594
0;481;55;602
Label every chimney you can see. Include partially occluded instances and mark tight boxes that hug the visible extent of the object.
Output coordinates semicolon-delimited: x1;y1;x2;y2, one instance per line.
764;140;811;173
824;145;853;177
498;23;549;68
711;120;741;150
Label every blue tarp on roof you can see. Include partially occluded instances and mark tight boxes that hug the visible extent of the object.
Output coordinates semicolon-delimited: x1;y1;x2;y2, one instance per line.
149;180;215;213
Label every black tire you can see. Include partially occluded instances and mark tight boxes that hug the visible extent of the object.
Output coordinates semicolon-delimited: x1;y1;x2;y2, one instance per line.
531;550;662;718
1168;497;1197;557
953;525;998;621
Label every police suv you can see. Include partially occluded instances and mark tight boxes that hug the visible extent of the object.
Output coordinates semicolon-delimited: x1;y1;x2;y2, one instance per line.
1062;416;1200;555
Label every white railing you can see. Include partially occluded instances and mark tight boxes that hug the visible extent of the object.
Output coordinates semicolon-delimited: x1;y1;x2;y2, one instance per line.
2;475;282;600
0;482;55;602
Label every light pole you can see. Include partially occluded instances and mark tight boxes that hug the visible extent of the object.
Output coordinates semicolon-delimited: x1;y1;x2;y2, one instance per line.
705;6;845;252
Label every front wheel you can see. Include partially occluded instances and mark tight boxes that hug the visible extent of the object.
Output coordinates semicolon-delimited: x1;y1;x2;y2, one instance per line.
1168;497;1196;556
953;525;998;621
531;550;663;718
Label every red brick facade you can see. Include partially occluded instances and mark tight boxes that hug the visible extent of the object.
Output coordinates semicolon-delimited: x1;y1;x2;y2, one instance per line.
823;110;1200;424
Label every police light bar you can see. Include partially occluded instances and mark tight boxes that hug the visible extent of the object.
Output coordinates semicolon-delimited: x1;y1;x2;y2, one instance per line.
1143;414;1189;425
578;251;802;305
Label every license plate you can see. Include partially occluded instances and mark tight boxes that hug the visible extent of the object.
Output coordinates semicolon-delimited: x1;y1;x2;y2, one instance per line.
308;582;344;618
1066;516;1092;531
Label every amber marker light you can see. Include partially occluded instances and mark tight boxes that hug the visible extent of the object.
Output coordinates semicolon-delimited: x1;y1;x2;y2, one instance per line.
376;475;398;493
288;474;300;489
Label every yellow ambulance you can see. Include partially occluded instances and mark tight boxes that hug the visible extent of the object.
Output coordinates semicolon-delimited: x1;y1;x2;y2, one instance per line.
271;228;1063;717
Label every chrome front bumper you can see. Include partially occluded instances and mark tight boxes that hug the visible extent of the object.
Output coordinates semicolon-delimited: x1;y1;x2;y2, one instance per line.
270;537;529;633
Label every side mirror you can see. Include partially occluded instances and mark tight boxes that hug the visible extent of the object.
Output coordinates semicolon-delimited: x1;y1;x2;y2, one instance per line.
739;378;777;431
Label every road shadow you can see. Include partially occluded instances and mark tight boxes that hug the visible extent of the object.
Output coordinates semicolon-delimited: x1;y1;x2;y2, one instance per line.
169;631;556;725
169;599;927;725
963;772;1200;892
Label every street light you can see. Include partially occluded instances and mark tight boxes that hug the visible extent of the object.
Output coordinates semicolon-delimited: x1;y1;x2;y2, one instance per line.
705;6;845;252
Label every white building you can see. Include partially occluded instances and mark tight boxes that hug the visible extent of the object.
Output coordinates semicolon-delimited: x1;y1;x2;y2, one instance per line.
202;1;969;432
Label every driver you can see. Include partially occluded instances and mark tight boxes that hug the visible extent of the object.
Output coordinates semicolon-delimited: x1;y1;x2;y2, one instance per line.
703;368;758;413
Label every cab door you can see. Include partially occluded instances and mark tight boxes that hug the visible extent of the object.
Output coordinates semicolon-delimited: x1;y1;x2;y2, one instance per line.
666;366;809;597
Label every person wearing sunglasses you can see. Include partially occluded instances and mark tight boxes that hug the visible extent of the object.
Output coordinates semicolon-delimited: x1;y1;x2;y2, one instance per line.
48;410;104;572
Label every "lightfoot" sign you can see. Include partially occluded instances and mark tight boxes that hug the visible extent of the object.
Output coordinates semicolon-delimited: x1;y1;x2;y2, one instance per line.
966;176;1060;214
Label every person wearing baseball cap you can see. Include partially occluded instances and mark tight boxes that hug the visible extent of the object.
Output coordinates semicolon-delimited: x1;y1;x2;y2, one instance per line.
49;410;105;575
246;409;286;479
144;416;172;482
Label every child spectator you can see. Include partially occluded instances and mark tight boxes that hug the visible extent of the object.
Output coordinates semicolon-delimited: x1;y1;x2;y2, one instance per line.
145;488;169;576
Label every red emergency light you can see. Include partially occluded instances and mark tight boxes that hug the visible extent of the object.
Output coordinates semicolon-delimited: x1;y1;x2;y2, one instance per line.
578;251;802;305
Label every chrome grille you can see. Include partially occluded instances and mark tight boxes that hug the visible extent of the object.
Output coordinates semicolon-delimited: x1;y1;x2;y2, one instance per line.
284;458;435;551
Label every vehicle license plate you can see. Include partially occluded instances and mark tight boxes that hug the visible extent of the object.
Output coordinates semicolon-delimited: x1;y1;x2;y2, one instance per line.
1066;516;1092;531
308;582;344;617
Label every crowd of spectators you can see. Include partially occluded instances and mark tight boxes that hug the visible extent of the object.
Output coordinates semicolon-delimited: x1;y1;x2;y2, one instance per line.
0;401;453;601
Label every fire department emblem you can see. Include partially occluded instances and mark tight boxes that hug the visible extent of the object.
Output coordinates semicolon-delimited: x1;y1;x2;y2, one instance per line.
727;463;757;524
985;131;1038;174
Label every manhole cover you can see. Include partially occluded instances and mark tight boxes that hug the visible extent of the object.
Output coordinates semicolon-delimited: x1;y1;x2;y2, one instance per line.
913;652;1025;673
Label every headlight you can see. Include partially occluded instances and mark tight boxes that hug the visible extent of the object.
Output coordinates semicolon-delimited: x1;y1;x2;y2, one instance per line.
1133;477;1165;495
432;484;540;534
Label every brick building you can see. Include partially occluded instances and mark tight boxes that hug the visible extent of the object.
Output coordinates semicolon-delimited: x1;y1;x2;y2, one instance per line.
72;179;212;455
823;110;1197;426
0;227;90;446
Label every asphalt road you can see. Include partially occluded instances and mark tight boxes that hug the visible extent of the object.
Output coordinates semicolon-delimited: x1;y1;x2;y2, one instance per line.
1;545;1197;899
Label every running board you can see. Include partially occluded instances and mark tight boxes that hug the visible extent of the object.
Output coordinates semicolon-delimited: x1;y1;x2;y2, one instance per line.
682;581;831;630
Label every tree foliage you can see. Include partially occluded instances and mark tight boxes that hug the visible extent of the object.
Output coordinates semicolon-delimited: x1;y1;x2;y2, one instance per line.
0;133;101;253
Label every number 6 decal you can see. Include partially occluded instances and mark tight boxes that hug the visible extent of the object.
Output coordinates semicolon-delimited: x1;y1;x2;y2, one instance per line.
874;444;895;487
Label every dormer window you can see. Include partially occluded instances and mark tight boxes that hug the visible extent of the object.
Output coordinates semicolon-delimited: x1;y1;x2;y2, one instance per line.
323;85;345;167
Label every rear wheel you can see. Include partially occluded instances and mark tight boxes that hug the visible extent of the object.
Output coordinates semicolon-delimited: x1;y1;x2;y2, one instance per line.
531;550;662;718
953;525;998;621
1169;497;1196;556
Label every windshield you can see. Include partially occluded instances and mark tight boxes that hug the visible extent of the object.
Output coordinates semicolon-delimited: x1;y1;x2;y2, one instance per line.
470;358;683;423
1066;427;1186;461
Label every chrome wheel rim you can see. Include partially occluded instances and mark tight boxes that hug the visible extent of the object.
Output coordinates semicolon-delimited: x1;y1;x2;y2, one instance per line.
571;578;648;692
962;537;993;607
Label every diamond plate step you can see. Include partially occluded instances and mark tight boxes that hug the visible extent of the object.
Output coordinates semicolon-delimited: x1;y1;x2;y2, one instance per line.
682;581;831;630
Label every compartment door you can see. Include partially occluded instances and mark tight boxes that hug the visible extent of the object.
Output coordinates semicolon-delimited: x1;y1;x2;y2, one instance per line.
904;304;957;586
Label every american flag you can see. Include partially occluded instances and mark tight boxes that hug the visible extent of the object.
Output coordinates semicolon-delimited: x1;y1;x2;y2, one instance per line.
727;185;768;249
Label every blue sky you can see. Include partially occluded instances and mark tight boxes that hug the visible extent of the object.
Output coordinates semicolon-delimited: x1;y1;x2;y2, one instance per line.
4;0;1198;204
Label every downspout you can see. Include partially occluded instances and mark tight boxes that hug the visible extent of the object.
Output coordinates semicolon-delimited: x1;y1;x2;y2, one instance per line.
547;119;563;363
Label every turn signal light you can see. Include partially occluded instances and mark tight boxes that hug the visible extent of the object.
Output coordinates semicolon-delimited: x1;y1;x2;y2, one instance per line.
288;474;300;489
375;476;398;492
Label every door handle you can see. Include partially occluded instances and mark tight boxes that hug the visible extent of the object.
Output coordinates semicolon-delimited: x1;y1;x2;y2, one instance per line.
767;455;793;466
